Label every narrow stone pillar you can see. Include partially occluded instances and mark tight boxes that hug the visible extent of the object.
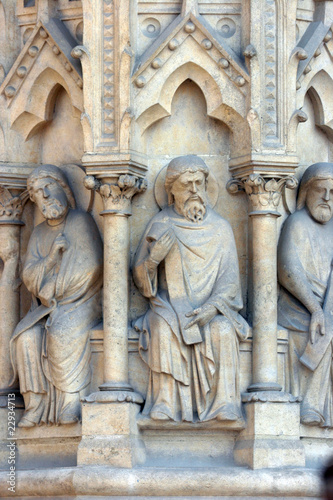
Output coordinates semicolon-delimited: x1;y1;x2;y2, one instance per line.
77;174;147;468
250;209;280;391
0;187;24;400
228;174;297;392
84;174;147;397
0;186;25;469
228;174;305;469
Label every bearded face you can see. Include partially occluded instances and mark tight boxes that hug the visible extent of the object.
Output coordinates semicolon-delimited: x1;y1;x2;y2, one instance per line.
31;177;68;220
306;179;333;224
170;171;207;223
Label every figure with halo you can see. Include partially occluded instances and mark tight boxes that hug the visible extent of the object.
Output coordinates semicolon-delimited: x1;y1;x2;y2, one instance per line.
278;162;333;427
10;164;103;427
133;155;249;422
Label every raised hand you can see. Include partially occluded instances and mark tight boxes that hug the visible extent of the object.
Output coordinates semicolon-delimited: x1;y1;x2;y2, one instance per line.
49;233;69;262
149;230;176;266
184;304;218;329
309;309;325;344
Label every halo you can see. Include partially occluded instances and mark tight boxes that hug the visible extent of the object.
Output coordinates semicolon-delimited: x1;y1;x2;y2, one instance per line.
154;164;219;209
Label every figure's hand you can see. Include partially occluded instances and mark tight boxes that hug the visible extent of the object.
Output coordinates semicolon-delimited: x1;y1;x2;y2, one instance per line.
149;230;175;266
309;309;325;344
185;304;218;329
49;234;68;262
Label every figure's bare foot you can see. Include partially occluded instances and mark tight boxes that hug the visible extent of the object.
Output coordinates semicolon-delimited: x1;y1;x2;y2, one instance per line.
301;410;323;426
150;410;171;421
58;412;79;425
18;415;37;428
215;411;239;422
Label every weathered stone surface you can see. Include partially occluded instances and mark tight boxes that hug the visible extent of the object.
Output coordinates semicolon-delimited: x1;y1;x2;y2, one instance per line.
1;0;333;497
278;162;333;428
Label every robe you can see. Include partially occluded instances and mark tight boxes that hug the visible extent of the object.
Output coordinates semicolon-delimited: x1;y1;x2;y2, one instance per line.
278;208;333;426
10;208;103;424
133;206;249;422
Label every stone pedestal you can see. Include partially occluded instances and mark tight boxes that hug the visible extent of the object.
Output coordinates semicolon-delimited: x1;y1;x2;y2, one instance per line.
78;401;145;468
80;173;147;468
234;392;305;469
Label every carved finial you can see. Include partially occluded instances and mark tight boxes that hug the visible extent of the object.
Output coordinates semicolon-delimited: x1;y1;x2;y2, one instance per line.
181;0;199;17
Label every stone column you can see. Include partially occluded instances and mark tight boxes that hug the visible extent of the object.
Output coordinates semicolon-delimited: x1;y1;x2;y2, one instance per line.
0;186;25;469
228;174;297;392
77;173;147;468
0;187;24;400
228;174;306;469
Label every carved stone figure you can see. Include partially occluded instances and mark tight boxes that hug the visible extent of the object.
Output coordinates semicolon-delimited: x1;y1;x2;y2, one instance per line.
10;165;103;427
278;162;333;427
133;155;249;423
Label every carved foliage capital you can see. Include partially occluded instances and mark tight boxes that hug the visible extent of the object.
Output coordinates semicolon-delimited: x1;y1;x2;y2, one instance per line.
0;186;24;221
84;175;147;215
227;174;298;212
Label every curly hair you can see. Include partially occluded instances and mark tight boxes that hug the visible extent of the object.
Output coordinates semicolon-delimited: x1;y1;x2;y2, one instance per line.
165;155;209;205
27;165;76;209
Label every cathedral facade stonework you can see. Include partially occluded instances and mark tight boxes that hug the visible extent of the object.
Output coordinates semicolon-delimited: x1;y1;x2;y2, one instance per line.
0;0;332;498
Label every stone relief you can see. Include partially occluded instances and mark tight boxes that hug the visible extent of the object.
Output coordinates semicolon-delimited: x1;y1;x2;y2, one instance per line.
133;155;250;423
278;162;333;427
10;165;103;427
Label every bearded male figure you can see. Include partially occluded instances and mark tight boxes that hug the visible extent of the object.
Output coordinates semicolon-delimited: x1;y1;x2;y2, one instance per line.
278;162;333;427
10;165;103;427
133;155;249;422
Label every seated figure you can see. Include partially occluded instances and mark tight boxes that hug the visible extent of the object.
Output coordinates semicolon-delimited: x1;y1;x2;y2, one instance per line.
278;162;333;427
133;155;249;423
10;165;103;427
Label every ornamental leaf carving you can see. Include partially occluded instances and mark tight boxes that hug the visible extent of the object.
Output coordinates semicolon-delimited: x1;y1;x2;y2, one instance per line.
227;175;298;212
0;186;23;220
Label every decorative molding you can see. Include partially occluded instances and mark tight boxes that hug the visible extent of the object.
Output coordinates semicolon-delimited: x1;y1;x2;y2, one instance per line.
102;0;116;142
0;20;83;107
241;391;303;404
227;174;298;212
84;174;147;215
132;4;249;96
82;390;144;404
290;21;332;92
263;0;278;145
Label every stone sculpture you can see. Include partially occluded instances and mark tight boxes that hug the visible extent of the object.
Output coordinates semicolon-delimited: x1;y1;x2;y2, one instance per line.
278;162;333;427
133;155;249;423
10;165;103;427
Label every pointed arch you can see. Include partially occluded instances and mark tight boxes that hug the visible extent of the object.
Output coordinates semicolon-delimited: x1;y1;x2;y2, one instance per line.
137;62;250;159
306;70;333;140
10;67;83;141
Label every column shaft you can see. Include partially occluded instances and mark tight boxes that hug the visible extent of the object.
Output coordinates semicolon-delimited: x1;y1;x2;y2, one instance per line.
101;213;130;390
0;224;21;395
249;212;281;391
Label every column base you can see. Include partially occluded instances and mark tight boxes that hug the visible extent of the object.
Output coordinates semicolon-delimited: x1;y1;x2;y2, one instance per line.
234;392;305;469
99;381;134;392
247;382;282;392
82;389;143;404
77;397;146;468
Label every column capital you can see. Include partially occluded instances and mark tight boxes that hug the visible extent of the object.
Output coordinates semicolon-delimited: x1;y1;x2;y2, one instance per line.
227;174;298;214
84;174;147;216
0;185;27;225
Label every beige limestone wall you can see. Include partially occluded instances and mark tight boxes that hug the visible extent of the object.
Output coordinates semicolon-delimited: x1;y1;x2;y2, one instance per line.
130;79;248;322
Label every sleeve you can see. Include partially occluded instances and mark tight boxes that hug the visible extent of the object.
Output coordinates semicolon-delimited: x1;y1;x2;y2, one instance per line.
55;211;103;300
22;227;54;297
133;219;158;299
206;222;250;340
278;213;322;314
